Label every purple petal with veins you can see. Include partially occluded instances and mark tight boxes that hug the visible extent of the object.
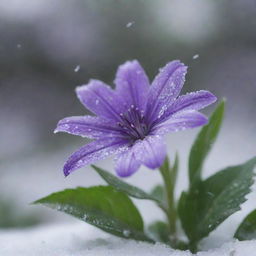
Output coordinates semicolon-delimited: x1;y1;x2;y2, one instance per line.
115;60;150;111
115;148;141;177
55;116;124;139
76;80;126;121
153;111;208;135
56;59;217;177
133;136;166;169
63;138;129;176
146;60;187;123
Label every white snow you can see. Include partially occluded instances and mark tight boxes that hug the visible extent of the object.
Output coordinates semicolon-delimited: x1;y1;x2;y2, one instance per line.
192;54;199;60
74;65;80;72
1;222;256;256
126;21;135;28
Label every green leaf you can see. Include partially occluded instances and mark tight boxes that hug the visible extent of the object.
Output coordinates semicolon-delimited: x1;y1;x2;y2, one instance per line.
172;153;179;189
150;185;165;203
159;157;170;175
147;221;170;243
34;186;152;242
179;157;256;243
91;165;158;202
159;154;178;189
234;209;256;240
189;100;225;185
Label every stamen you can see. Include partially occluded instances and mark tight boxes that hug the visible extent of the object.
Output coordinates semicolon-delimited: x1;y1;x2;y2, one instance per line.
117;105;150;142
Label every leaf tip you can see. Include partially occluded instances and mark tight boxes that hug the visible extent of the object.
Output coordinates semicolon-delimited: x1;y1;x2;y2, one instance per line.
91;164;99;171
30;198;41;205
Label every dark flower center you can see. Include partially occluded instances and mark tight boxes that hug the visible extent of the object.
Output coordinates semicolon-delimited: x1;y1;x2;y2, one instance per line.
117;105;149;141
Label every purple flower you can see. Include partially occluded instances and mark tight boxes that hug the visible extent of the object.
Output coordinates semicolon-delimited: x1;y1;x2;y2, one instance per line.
55;60;217;177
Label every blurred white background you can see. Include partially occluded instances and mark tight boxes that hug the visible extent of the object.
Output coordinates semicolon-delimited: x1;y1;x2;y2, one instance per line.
0;0;255;248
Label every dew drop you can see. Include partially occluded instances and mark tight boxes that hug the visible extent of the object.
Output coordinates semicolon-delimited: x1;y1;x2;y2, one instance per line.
207;192;214;197
123;230;131;237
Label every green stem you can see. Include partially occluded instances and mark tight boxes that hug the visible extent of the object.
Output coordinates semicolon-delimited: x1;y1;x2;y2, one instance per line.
159;160;177;247
188;241;198;253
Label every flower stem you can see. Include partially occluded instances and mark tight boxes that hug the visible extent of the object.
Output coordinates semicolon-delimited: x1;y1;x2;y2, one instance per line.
159;156;178;247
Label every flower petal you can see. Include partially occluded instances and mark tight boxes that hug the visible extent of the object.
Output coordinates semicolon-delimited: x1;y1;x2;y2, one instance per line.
146;60;187;122
159;90;217;122
63;138;128;176
76;80;125;121
115;148;141;177
153;111;208;135
133;136;166;169
114;60;150;111
54;116;123;139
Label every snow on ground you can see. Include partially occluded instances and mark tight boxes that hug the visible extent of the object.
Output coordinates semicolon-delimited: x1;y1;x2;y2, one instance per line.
1;222;256;256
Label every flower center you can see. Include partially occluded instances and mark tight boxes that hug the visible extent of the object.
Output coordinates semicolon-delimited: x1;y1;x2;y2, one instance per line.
118;105;149;141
